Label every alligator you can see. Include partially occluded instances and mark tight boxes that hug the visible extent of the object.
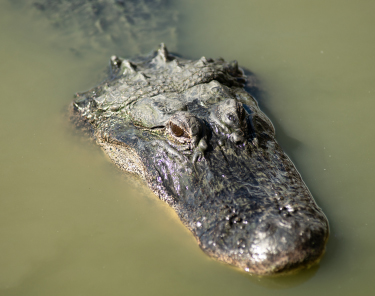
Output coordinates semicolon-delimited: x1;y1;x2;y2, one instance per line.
71;44;329;275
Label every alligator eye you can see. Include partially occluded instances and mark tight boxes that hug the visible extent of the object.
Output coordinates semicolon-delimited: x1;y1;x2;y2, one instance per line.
170;123;185;137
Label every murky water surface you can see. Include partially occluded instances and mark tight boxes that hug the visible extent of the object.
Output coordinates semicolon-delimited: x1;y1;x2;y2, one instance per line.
1;1;374;295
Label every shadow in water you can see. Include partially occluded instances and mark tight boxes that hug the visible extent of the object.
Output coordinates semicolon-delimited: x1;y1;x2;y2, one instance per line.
243;68;303;164
246;264;320;289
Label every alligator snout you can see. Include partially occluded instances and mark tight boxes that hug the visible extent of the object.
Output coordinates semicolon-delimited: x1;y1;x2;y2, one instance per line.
190;168;329;275
197;207;328;274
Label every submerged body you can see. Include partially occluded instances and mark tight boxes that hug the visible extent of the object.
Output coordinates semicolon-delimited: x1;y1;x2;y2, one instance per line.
16;0;177;54
71;44;329;275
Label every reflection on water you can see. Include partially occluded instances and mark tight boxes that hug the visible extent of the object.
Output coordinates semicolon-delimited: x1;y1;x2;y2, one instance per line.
7;0;178;57
249;265;319;289
1;0;375;295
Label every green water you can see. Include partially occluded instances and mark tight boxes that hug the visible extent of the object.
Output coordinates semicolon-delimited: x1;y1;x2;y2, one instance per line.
0;1;374;295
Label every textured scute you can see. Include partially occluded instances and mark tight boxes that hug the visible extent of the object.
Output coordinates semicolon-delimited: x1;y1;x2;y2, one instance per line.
71;44;329;275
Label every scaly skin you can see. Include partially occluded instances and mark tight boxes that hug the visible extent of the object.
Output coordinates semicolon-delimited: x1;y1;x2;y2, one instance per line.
71;44;329;275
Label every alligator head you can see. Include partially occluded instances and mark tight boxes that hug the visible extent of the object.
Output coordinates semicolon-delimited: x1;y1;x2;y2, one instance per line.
71;44;329;275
